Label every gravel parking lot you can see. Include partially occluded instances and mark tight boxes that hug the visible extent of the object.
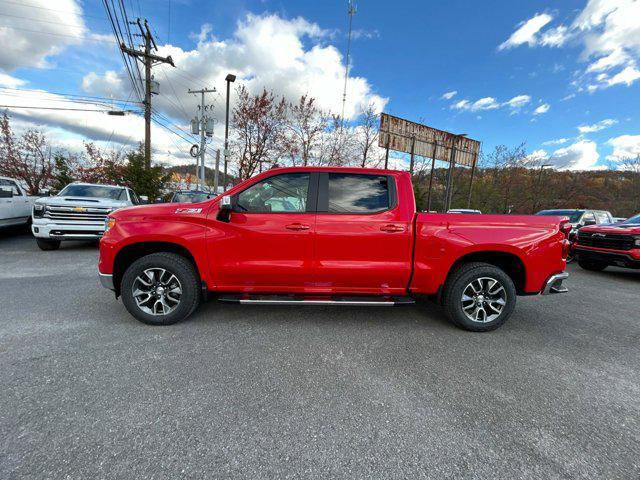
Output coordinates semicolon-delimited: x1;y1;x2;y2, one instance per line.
1;231;639;479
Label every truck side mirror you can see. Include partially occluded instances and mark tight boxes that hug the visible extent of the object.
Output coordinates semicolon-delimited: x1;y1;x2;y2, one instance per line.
217;195;232;222
220;195;232;211
0;189;13;198
582;219;596;226
139;195;149;204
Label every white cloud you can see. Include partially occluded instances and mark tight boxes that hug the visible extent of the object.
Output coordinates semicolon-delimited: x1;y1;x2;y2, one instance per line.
0;73;26;88
606;134;640;161
451;97;498;112
0;0;86;71
577;118;617;133
548;139;600;170
534;103;550;115
83;13;387;123
498;13;553;51
499;1;640;90
505;94;531;109
441;90;457;100
450;94;533;113
542;137;570;146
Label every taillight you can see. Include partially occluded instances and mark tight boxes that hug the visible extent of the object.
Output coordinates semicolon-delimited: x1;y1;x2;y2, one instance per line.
562;239;571;260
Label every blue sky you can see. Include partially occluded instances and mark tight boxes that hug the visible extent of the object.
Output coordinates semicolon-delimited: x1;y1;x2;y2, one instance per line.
1;0;639;169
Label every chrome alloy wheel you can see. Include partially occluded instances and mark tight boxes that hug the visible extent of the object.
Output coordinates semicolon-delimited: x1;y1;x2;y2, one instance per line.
461;277;507;324
132;268;183;316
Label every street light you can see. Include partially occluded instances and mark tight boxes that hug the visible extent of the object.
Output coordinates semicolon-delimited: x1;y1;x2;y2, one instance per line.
223;73;236;190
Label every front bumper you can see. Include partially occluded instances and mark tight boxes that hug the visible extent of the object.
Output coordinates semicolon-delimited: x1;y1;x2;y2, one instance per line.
574;247;640;269
32;220;105;240
541;272;569;295
99;272;114;291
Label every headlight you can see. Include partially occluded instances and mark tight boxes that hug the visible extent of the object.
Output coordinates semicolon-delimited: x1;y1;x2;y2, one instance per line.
104;217;116;232
33;204;45;218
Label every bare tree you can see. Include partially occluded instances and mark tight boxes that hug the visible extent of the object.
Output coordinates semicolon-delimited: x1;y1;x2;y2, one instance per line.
319;115;357;166
285;95;327;166
232;86;287;180
355;104;381;168
0;112;54;194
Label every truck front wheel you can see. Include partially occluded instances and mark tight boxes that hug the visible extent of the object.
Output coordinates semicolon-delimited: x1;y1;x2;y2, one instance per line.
120;252;201;325
36;238;60;251
442;262;517;332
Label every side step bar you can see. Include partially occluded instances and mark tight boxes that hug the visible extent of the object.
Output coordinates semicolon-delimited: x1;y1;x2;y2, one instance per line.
218;294;415;306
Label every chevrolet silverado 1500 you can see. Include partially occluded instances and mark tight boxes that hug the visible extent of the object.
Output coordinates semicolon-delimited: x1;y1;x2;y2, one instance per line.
98;167;570;331
573;213;640;271
32;182;142;250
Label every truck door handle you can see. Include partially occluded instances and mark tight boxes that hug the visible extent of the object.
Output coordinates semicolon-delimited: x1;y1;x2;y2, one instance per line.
380;224;405;233
285;223;310;231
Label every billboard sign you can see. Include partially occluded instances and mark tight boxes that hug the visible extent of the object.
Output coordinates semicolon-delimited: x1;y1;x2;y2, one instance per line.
378;113;480;167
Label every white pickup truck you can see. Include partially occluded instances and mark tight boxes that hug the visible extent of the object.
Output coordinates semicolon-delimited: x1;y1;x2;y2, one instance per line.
32;182;142;250
0;176;37;228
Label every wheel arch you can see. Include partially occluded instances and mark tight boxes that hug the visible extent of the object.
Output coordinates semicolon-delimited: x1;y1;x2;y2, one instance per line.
112;242;202;296
446;250;527;295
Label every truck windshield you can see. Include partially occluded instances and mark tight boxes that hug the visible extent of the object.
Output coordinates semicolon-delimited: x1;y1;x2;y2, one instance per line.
172;192;211;203
58;184;126;200
536;210;583;223
622;214;640;225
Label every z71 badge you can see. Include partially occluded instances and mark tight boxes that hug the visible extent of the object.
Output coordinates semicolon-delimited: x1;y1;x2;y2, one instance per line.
174;208;203;214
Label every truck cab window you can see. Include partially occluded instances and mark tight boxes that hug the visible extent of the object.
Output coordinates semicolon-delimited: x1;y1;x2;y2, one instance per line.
327;174;390;213
236;173;310;213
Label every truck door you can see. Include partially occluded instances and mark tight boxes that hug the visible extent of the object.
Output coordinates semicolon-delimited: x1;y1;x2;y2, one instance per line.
0;180;13;224
208;172;317;291
313;172;413;294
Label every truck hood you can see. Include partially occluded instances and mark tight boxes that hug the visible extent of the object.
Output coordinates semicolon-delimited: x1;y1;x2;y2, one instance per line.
111;201;211;218
36;196;129;209
580;223;640;235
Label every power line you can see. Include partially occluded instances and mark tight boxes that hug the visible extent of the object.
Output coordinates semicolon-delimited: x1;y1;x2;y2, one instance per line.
0;105;133;113
0;12;102;29
0;87;142;105
0;24;117;43
0;0;109;20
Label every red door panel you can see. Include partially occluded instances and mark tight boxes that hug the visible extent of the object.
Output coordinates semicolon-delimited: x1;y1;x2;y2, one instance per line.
210;212;315;291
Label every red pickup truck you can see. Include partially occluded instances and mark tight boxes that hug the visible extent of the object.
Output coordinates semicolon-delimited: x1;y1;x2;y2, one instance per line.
573;213;640;271
98;167;570;332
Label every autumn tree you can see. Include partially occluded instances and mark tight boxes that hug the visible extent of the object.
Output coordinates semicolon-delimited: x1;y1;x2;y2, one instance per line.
0;112;54;194
232;86;287;181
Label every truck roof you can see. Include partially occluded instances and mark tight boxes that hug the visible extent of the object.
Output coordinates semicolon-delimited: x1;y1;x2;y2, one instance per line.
258;166;407;176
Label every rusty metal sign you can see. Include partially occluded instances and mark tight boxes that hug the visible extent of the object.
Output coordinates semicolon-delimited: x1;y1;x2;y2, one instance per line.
378;113;480;167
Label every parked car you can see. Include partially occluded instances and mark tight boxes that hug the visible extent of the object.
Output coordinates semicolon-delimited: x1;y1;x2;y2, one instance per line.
32;182;141;251
536;209;613;262
170;190;215;203
0;176;37;228
447;208;482;214
98;167;570;332
573;213;640;271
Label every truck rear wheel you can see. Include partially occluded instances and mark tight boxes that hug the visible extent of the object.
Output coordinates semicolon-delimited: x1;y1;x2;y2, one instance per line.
120;252;201;325
442;262;516;332
36;238;60;251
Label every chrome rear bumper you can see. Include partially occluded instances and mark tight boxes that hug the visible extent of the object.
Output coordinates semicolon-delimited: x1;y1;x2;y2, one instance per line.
99;272;114;291
541;272;569;295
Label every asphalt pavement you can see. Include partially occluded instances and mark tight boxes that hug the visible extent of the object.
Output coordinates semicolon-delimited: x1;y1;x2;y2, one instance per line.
1;231;639;479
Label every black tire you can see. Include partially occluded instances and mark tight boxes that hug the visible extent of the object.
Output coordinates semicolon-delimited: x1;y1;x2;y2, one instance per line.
36;238;60;251
120;252;201;325
578;259;607;272
441;262;517;332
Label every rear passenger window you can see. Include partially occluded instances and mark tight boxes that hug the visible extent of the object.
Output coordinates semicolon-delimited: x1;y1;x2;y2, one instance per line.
327;174;391;214
594;211;609;224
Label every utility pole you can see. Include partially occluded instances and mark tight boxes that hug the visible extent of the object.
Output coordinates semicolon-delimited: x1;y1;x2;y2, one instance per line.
341;0;356;125
223;74;236;190
121;19;175;168
189;88;216;190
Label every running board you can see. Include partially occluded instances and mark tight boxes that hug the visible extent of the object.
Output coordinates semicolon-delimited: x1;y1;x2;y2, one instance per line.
218;294;415;306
